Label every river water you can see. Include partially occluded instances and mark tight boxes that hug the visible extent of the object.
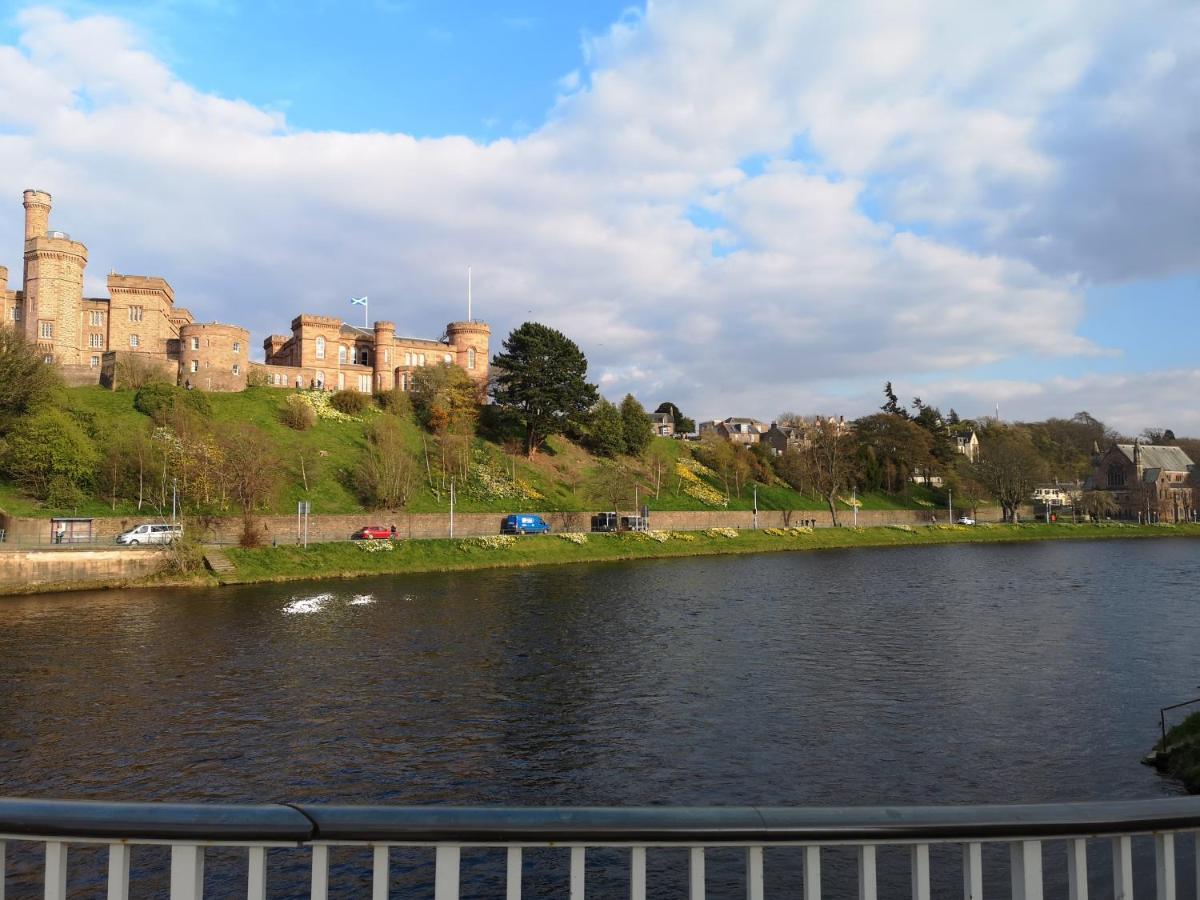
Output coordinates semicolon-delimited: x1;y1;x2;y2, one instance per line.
1;539;1198;896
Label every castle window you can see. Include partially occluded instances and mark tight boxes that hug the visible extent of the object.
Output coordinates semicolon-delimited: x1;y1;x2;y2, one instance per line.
232;364;240;375
315;336;325;360
358;374;371;392
39;321;52;339
190;337;199;351
384;349;390;364
190;360;198;373
11;307;20;321
129;334;140;348
233;341;241;354
338;345;347;364
418;353;425;366
90;310;103;326
90;356;100;368
444;353;452;364
129;306;144;323
43;355;52;364
359;348;370;366
405;352;412;366
468;347;476;369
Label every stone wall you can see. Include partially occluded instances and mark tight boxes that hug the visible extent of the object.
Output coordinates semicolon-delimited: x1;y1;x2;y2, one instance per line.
0;547;166;593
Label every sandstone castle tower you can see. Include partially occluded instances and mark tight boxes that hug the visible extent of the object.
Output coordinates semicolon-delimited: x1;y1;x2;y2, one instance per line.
21;190;88;365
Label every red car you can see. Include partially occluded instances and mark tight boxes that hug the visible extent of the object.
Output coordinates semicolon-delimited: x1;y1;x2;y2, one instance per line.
352;525;392;540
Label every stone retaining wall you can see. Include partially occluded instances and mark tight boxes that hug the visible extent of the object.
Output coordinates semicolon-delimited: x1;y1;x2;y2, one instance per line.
0;547;166;593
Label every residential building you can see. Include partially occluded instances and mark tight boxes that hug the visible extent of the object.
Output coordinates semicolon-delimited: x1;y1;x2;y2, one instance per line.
650;412;675;437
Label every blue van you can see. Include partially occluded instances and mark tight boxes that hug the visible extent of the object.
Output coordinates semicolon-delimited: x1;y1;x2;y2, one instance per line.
501;514;551;535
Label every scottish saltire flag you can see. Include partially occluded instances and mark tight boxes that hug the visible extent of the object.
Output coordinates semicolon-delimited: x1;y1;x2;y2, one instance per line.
350;296;368;306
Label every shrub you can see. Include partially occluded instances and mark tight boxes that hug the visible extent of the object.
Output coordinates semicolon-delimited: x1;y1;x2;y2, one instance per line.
375;388;413;418
330;390;369;415
135;383;211;424
281;394;317;430
1;409;98;499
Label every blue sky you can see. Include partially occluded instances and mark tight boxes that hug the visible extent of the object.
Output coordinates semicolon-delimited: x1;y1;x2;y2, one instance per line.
0;1;1197;432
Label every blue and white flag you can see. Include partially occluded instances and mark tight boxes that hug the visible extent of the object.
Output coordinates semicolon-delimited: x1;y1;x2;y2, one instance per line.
350;296;368;307
350;295;368;326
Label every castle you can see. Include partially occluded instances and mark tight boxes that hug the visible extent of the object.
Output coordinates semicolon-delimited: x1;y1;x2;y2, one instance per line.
1;190;489;393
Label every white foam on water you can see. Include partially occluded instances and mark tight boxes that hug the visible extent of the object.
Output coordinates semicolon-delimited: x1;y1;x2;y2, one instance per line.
282;593;334;615
350;594;375;605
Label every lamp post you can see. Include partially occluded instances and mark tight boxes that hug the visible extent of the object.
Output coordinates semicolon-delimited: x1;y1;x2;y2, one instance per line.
948;487;952;524
753;483;758;530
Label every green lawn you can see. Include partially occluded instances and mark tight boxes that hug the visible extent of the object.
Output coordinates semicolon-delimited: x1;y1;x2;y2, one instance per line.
223;521;1200;585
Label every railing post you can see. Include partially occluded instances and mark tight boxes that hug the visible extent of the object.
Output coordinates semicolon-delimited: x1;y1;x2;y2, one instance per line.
746;846;764;900
963;842;982;900
310;845;329;900
169;845;204;900
804;846;821;900
506;847;522;900
0;840;5;900
44;841;67;900
107;844;131;900
372;845;389;900
630;847;646;900
246;846;266;900
689;848;706;900
1112;835;1133;900
434;846;460;900
1010;840;1043;900
1156;833;1176;900
858;845;877;900
1067;838;1088;900
570;847;585;900
911;844;930;900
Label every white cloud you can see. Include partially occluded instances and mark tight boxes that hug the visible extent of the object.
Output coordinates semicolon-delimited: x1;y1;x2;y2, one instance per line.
0;3;1195;434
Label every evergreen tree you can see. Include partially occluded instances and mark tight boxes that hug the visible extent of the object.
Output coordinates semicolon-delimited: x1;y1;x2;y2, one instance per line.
586;398;626;458
620;394;654;455
881;381;908;418
490;322;598;456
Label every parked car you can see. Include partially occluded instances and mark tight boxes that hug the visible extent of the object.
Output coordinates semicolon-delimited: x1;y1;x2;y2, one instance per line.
352;525;392;540
116;523;182;545
501;514;551;535
956;516;976;525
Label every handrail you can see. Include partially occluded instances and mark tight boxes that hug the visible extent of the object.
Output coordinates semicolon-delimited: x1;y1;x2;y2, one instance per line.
4;796;1200;844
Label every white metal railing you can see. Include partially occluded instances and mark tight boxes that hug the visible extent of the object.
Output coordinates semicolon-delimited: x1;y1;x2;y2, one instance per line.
2;797;1199;898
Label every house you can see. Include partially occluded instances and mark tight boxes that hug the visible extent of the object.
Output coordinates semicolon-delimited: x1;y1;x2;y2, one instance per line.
954;431;980;463
650;412;675;437
763;423;806;456
1031;484;1080;508
699;417;769;445
1088;443;1195;522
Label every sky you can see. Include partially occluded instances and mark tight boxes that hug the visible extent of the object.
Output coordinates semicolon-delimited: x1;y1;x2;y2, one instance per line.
0;0;1197;434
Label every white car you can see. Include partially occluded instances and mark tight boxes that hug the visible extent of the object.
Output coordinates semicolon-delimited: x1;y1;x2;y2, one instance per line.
116;523;182;545
956;516;976;526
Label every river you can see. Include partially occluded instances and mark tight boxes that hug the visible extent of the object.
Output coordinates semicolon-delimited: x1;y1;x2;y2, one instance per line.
1;539;1198;896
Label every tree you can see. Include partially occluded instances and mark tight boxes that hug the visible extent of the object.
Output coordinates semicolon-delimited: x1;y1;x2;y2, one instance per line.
973;428;1047;522
1;409;98;499
411;363;480;491
620;394;654;456
808;418;857;526
490;322;598;457
1142;428;1176;444
1078;491;1118;522
881;382;908;418
644;440;673;499
219;423;281;546
853;413;933;494
585;398;626;458
587;462;635;511
356;416;418;509
655;401;695;435
0;328;61;434
695;434;736;497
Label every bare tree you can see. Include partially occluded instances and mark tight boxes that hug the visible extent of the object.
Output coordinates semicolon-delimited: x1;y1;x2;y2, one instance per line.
973;427;1047;522
357;416;418;509
219;423;281;546
807;418;857;526
587;463;634;512
644;441;673;499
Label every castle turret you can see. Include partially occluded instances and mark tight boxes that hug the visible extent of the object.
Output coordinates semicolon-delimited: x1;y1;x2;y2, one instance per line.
0;265;7;292
23;190;51;241
445;319;490;385
180;322;250;392
373;320;396;392
21;190;87;364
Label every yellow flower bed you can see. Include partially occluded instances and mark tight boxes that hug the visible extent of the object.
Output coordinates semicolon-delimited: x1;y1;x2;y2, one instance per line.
557;532;588;545
704;527;739;539
675;459;728;508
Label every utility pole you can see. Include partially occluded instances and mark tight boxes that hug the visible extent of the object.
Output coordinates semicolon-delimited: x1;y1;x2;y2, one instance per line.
948;488;952;524
852;487;857;527
753;483;758;530
449;477;455;539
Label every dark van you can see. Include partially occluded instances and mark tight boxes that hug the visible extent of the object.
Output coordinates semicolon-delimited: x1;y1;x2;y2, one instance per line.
500;514;551;535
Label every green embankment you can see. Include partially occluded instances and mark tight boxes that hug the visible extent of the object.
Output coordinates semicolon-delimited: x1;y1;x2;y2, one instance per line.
1;386;950;518
223;522;1200;586
1149;712;1200;793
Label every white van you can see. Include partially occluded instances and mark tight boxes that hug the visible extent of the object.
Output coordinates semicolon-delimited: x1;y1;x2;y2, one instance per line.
116;523;183;546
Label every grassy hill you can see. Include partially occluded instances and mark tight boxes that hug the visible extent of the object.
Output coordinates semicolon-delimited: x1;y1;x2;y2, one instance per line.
0;386;946;519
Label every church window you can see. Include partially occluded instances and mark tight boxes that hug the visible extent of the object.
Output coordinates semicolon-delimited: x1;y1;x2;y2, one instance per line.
315;336;325;360
1107;465;1126;488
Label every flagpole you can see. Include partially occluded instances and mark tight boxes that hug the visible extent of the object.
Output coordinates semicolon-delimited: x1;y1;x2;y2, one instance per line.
467;266;472;322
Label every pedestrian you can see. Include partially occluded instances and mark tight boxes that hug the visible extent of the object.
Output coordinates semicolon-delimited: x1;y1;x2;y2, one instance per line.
55;523;65;544
389;524;397;540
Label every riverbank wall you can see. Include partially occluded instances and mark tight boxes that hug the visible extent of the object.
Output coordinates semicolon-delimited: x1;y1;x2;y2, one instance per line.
0;504;1026;547
0;547;167;593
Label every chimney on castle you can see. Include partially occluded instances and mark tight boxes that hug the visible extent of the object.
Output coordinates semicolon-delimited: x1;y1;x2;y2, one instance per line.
23;189;52;241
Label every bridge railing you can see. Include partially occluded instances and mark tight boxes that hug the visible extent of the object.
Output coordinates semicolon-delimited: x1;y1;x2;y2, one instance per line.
2;796;1199;899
